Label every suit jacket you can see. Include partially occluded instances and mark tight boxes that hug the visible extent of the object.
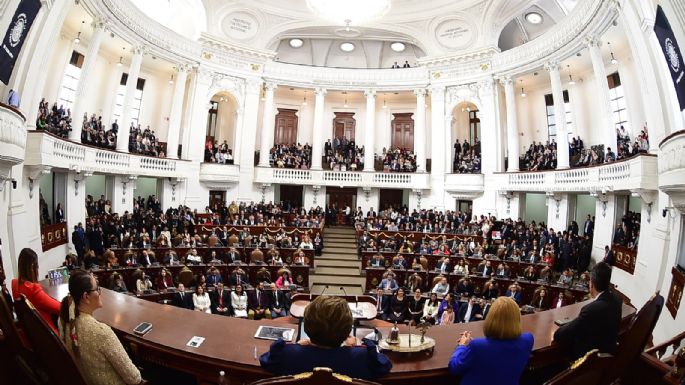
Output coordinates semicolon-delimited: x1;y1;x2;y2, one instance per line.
553;291;622;360
448;333;534;385
249;290;271;309
457;302;482;323
269;290;287;311
228;273;248;287
210;289;232;314
172;291;194;310
374;294;390;316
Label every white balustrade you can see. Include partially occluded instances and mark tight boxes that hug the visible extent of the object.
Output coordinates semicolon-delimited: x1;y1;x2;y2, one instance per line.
658;130;685;195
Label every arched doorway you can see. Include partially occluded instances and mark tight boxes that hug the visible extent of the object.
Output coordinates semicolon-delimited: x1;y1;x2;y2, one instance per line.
450;101;480;173
205;92;238;163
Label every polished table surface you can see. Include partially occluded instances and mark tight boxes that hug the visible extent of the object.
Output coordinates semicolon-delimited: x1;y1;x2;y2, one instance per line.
43;280;635;384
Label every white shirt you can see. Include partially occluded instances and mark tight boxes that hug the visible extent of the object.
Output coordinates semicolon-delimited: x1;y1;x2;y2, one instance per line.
464;304;473;322
193;293;211;313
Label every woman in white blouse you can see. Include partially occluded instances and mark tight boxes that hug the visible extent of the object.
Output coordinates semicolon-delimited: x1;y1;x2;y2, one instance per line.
299;235;313;249
231;284;248;318
422;292;440;325
192;286;211;313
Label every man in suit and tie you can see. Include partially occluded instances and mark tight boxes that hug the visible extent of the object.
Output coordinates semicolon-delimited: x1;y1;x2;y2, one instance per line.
583;215;594;238
457;297;482;323
479;298;492;319
227;247;242;264
172;283;194;310
228;269;248;287
554;262;622;360
476;260;493;277
374;288;390;321
269;284;288;318
137;250;156;267
603;245;614;266
211;282;231;316
248;282;272;320
436;258;451;274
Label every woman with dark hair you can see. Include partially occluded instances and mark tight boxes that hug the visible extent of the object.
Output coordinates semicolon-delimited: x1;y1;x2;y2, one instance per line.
231;284;248;318
11;248;61;331
275;271;293;289
58;269;143;385
260;295;392;379
388;287;409;323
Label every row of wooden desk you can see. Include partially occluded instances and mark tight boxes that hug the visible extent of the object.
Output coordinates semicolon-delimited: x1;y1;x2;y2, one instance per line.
193;224;323;238
91;263;311;291
108;246;315;267
357;230;485;244
364;267;588;305
42;281;635;385
361;250;548;275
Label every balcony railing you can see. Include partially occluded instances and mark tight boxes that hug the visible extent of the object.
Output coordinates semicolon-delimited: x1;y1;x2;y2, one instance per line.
0;102;27;166
25;131;190;178
495;154;658;193
199;162;240;187
658;129;685;194
444;173;485;194
254;167;431;189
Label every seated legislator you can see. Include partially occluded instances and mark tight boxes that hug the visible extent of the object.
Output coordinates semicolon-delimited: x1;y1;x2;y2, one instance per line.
135;272;153;294
172;283;194;310
378;272;399;291
553;262;622;360
211;282;232;316
248;282;272;320
422;292;440;324
157;268;174;291
192;285;211;313
373;287;390;320
448;297;534;385
109;272;128;293
432;276;450;296
269;283;288;318
457;296;483;323
260;295;392;380
58;269;144;385
11;248;61;332
408;288;425;325
228;268;248;287
387;287;409;323
275;270;293;289
231;284;249;318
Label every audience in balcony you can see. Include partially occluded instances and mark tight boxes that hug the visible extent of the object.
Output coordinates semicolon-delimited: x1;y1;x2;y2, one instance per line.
324;137;364;171
522;140;558;171
269;143;312;169
80;113;117;150
453;139;482;174
128;123;164;157
85;194;113;217
380;147;417;172
35;99;72;138
204;139;234;164
617;125;650;160
613;211;641;249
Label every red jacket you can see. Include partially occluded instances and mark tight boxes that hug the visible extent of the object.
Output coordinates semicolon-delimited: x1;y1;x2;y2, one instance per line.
12;279;61;332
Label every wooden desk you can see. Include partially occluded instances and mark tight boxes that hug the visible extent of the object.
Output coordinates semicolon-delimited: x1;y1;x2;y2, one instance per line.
289;294;377;320
43;281;634;385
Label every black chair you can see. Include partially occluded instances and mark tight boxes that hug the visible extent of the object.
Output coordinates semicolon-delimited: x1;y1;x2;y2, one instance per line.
13;295;88;385
0;290;44;385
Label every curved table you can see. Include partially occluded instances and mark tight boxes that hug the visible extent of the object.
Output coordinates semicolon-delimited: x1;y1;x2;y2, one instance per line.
43;281;635;385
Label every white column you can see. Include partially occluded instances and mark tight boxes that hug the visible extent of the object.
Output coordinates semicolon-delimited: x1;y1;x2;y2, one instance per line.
414;89;427;172
587;38;618;153
116;46;145;152
310;88;326;170
70;18;107;142
237;79;262;200
502;77;520;171
363;89;376;171
166;64;190;159
258;82;277;167
545;62;570;169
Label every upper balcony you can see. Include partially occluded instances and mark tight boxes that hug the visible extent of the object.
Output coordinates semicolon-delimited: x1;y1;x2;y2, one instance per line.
253;167;431;190
199;162;240;189
0;103;27;174
25;131;192;178
658;130;685;208
494;154;658;194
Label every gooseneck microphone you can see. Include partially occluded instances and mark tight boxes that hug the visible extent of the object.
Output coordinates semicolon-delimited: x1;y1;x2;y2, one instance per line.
339;286;358;308
320;285;330;296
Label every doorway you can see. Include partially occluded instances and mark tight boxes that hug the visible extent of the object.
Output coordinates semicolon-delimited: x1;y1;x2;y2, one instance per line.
379;189;403;211
278;185;303;208
326;187;357;225
457;199;472;214
391;113;414;150
274;108;298;144
333;112;356;140
209;190;226;208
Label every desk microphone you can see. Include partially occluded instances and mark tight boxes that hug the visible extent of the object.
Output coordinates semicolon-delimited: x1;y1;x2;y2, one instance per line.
339;286;358;308
320;285;330;296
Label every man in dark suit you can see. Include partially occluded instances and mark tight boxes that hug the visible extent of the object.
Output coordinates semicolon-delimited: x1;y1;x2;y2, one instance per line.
137;250;156;267
227;247;242;264
374;288;390;321
583;215;594;237
211;282;232;316
603;245;615;266
457;297;482;323
554;262;622;360
248;282;271;320
269;284;288;318
228;269;248;287
476;260;493;277
171;283;194;310
71;223;86;264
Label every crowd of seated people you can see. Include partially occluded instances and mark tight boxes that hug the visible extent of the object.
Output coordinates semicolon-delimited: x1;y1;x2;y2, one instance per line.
452;139;481;173
269;143;312;168
79;113;117;149
617;125;650;160
522;140;558;171
204;139;234;164
128;123;164;157
324;137;364;170
35;98;72;138
379;147;417;172
613;210;641;249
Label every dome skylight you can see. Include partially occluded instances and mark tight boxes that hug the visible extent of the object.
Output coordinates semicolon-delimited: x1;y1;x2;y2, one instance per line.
525;12;543;25
289;38;304;48
340;42;355;52
390;42;406;52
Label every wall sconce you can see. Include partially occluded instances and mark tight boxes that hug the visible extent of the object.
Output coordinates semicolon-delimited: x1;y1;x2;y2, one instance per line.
413;189;423;209
362;187;372;202
261;183;271;203
312;185;321;205
500;191;514;215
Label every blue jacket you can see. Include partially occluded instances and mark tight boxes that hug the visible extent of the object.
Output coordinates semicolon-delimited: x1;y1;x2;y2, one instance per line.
448;333;534;385
260;339;392;380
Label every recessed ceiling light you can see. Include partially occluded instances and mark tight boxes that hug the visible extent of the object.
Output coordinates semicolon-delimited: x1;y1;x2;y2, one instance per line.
289;38;304;48
525;12;543;25
390;42;406;52
340;42;355;52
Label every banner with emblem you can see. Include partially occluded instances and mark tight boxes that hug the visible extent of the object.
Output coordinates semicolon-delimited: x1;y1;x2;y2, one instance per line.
0;0;42;84
654;5;685;110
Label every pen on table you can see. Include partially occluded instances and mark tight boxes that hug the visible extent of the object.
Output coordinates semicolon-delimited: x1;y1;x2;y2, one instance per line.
254;346;258;359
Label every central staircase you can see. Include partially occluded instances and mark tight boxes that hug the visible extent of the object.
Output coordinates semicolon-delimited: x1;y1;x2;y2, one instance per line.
310;227;364;295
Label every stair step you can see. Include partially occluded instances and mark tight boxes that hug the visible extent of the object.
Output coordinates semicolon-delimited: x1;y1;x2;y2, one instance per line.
314;267;360;276
318;254;358;261
315;259;361;268
326;241;357;248
325;229;357;235
310;285;364;295
309;275;366;286
324;247;357;254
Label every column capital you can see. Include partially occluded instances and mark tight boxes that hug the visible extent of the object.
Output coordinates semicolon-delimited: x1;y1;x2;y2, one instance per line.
176;63;193;73
429;85;445;96
131;45;147;56
314;87;327;96
544;61;560;72
92;16;108;30
245;78;263;91
364;89;376;98
413;88;427;97
264;82;278;92
498;76;514;87
584;35;602;49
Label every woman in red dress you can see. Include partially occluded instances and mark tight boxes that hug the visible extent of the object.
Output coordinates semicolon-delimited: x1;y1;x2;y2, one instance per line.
11;248;61;332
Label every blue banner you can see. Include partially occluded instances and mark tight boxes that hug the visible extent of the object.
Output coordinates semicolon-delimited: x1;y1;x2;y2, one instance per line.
0;0;42;84
654;5;685;110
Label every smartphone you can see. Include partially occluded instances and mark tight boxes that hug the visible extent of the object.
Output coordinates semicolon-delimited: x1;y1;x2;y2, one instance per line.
133;322;152;336
554;318;572;327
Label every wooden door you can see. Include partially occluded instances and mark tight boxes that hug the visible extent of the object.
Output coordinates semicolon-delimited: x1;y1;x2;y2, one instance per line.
279;185;303;208
379;189;403;210
326;187;357;224
209;190;226;207
391;113;414;150
274;108;298;145
333;112;356;140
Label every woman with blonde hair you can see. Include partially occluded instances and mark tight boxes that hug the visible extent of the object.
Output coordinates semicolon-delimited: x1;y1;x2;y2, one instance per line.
448;296;533;385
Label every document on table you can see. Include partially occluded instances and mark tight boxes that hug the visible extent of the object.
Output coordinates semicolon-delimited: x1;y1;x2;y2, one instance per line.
186;336;205;348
